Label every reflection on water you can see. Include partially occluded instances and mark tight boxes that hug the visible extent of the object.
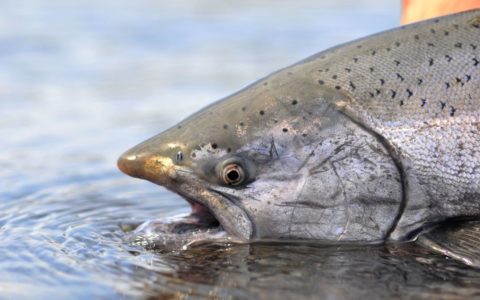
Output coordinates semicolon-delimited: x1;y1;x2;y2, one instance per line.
148;243;480;299
2;0;480;299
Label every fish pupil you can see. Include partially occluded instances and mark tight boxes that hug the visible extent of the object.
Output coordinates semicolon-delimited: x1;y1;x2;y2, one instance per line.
227;170;240;181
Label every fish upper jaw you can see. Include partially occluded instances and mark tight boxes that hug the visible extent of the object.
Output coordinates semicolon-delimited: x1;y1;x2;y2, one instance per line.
117;148;178;186
117;152;145;179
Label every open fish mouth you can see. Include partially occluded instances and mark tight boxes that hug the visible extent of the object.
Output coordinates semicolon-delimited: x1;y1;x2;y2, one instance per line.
125;196;232;251
176;198;222;234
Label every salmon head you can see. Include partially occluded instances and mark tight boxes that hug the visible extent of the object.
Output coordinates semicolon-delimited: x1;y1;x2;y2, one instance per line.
118;66;403;244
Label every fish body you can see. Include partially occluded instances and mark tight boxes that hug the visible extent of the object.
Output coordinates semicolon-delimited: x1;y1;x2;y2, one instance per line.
118;10;480;249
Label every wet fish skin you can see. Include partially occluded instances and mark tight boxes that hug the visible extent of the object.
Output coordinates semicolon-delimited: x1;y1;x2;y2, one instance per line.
311;10;480;239
118;10;480;243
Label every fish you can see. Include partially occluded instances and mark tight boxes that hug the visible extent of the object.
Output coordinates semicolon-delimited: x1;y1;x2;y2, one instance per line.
118;10;480;264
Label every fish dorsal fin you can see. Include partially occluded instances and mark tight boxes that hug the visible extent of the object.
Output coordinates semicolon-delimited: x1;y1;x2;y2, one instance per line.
417;220;480;268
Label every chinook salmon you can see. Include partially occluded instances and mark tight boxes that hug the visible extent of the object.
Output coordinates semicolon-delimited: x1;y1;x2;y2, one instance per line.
118;10;480;264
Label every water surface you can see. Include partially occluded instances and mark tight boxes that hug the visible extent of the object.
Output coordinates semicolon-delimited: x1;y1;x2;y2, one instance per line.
2;1;480;299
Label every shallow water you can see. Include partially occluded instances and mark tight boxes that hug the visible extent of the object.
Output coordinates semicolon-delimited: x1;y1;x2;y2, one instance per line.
2;1;480;299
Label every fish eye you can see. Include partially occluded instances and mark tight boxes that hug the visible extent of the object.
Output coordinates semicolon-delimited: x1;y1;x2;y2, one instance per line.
222;163;245;185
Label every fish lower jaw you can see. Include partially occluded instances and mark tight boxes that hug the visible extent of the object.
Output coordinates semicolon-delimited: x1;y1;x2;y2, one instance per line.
126;202;229;251
185;195;251;242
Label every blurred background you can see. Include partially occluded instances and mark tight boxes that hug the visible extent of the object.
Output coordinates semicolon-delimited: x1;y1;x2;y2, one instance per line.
0;1;406;299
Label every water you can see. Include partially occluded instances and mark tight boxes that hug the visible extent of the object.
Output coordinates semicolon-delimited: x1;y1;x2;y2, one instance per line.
2;1;480;299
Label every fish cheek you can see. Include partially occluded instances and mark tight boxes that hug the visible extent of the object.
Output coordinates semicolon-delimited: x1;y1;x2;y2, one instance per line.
237;118;403;242
239;175;304;238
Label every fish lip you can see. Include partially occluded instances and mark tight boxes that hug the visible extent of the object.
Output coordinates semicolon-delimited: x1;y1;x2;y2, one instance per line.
163;172;254;242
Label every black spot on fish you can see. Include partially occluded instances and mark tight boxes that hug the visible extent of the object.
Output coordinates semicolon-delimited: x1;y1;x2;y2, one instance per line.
344;68;351;73
227;148;231;153
371;50;376;56
386;47;391;51
335;86;341;90
380;79;385;85
440;101;446;110
282;128;288;133
450;106;456;117
242;107;246;111
353;58;358;63
291;99;298;105
455;42;462;48
466;74;471;82
223;124;228;129
259;110;265;116
177;125;182;129
357;45;362;49
421;98;427;107
302;133;307;137
472;21;480;28
318;80;325;85
212;143;218;149
427;43;435;47
400;100;404;106
332;75;338;79
445;55;452;62
444;30;449;36
263;82;268;86
390;90;397;99
394;60;400;66
369;67;374;73
430;28;436;34
429;58;434;66
349;81;356;90
395;42;400;47
396;73;404;81
414;34;419;40
417;78;423;85
375;89;381;95
239;122;244;126
473;58;479;66
455;77;463;86
433;19;439;24
471;44;477;50
453;24;459;29
369;92;374;98
191;152;196;158
445;82;450;89
406;89;413;98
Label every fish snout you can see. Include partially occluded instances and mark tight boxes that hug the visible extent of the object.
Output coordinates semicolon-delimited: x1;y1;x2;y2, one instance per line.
118;150;177;184
117;152;147;179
